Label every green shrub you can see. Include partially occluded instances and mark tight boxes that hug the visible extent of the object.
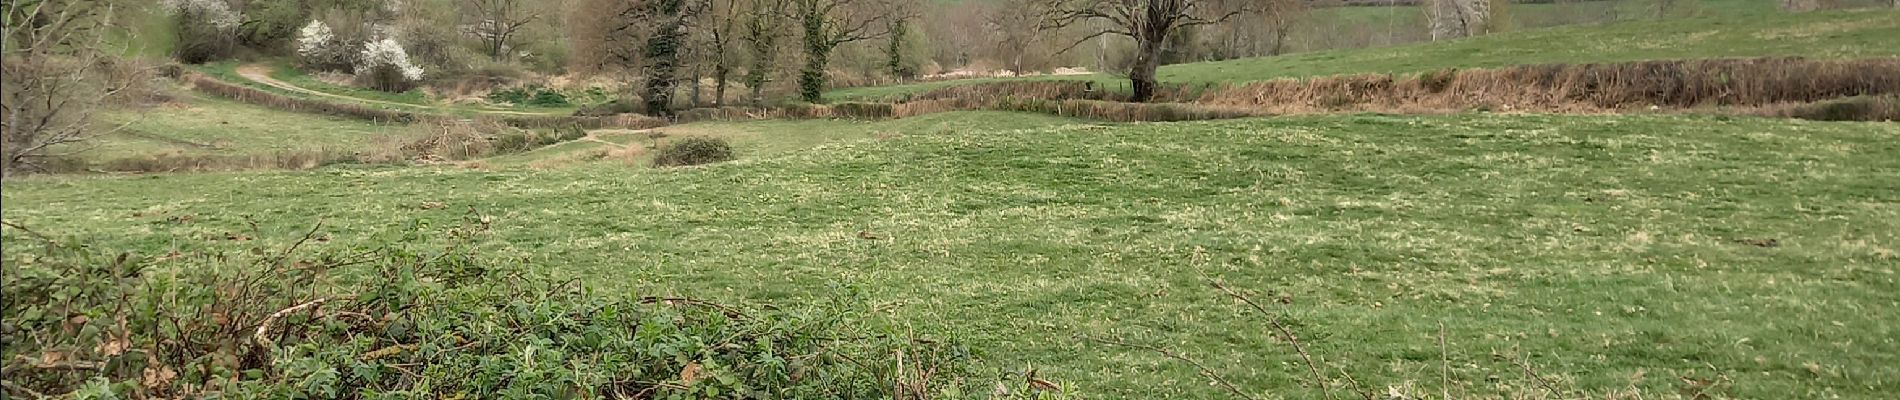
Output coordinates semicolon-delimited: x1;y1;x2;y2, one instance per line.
488;86;572;107
653;137;735;167
0;218;997;399
528;89;571;107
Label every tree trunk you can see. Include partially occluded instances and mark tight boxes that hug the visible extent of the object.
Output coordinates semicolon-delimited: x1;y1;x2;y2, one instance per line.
714;64;730;107
799;48;829;103
1128;40;1162;103
798;7;830;104
643;0;688;116
690;66;703;108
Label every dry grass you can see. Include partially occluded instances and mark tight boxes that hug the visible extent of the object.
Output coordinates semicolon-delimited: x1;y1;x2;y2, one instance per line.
39;149;361;174
359;120;518;164
1202;57;1900;113
496;113;668;130
892;57;1900;119
1752;94;1900;121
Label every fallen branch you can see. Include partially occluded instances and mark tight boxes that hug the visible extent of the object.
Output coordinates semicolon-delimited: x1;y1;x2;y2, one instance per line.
254;298;331;349
1198;269;1332;399
639;296;750;320
1515;353;1564;399
0;220;56;244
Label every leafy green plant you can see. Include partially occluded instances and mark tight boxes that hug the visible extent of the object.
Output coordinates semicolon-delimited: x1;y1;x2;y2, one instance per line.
488;86;572;107
0;215;1013;399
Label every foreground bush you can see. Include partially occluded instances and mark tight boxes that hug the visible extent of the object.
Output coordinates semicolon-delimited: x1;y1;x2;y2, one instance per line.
653;137;736;167
0;218;995;399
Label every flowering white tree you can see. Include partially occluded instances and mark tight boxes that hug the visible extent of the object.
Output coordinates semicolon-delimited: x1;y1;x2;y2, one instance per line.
161;0;242;29
295;21;354;71
162;0;243;63
356;38;427;91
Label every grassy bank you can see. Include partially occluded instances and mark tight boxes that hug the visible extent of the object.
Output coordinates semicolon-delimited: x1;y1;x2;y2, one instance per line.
831;8;1900;100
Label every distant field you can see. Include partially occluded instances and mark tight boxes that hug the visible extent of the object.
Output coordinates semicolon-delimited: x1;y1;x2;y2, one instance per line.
483;111;1084;168
8;112;1896;398
832;7;1900;100
78;93;404;163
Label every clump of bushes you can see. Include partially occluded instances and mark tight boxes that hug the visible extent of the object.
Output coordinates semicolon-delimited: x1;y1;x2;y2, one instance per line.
487;86;571;107
163;0;242;64
0;218;990;399
294;20;352;72
355;38;427;93
366;120;591;163
652;136;735;167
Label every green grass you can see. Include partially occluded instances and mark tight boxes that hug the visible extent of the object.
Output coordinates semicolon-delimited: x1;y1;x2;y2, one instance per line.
189;61;578;118
79;92;405;162
830;7;1900;100
482;111;1084;167
6;112;1896;398
265;61;434;106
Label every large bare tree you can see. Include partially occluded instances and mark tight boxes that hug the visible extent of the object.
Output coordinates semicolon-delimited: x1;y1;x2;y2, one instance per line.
2;0;132;176
1042;0;1254;102
987;0;1049;76
696;0;744;107
791;0;906;103
467;0;539;61
742;0;792;106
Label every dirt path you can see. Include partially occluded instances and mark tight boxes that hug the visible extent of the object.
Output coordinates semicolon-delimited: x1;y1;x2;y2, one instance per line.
234;64;553;117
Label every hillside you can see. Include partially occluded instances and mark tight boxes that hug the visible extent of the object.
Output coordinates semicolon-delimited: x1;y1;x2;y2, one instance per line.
831;7;1900;100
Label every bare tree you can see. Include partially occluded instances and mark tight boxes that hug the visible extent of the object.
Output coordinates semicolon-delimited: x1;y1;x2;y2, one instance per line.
791;0;907;103
742;0;791;105
567;0;649;75
987;0;1048;76
1433;0;1493;38
466;0;539;61
1042;0;1254;102
2;0;132;176
698;0;744;107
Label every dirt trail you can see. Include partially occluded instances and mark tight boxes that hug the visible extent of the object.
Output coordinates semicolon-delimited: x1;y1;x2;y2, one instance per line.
233;64;553;117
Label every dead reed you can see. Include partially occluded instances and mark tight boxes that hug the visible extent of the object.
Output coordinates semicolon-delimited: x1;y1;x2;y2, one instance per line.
895;57;1900;120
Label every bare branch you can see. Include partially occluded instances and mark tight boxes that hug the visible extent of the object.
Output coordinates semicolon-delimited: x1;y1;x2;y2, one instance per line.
1086;336;1258;400
1198;268;1334;398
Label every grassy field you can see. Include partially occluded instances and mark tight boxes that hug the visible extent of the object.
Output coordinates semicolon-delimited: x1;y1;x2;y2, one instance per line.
6;112;1895;398
77;92;405;163
831;7;1900;100
482;111;1083;168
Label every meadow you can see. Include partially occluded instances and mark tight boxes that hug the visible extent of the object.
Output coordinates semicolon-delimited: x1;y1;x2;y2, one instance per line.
6;112;1895;398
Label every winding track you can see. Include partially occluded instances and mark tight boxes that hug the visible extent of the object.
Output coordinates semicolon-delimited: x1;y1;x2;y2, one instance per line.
233;64;555;117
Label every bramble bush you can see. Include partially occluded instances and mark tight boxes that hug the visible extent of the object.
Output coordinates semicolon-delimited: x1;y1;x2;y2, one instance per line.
652;137;736;167
0;214;1047;399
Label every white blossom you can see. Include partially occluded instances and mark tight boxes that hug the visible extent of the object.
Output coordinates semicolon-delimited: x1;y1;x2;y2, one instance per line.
296;21;336;60
160;0;241;30
357;38;426;82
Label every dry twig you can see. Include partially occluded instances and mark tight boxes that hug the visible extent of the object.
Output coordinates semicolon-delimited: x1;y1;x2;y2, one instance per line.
1087;336;1257;400
1197;268;1332;398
